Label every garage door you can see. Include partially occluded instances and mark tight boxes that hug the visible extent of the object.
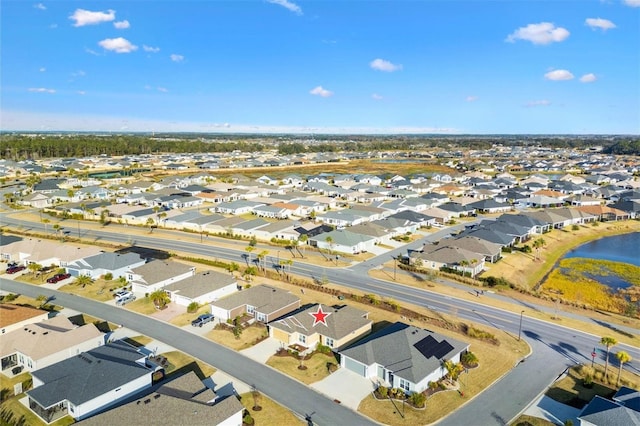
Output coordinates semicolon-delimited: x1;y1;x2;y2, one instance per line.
344;357;366;377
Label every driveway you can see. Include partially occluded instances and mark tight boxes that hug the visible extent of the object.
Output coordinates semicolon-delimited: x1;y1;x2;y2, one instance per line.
311;367;375;410
240;337;282;363
150;302;186;321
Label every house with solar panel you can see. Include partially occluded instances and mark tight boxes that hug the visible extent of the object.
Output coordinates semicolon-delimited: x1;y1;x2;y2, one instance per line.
338;322;469;395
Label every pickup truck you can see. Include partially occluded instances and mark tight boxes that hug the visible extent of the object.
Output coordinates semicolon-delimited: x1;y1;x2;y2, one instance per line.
191;314;214;327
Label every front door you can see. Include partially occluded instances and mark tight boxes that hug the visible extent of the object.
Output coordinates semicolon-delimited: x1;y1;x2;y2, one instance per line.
388;371;394;387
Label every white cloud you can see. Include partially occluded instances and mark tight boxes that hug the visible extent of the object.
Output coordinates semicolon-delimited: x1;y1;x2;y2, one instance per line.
586;18;616;31
310;86;333;97
143;45;160;53
525;100;551;107
544;69;574;81
157;87;168;92
267;0;302;15
69;9;116;27
49;23;58;29
71;70;86;77
170;54;184;62
39;67;46;72
85;48;100;56
371;93;383;100
28;87;56;94
77;91;86;95
580;73;597;83
506;22;570;45
466;96;479;102
370;58;403;72
34;3;46;10
623;0;640;7
114;20;130;29
98;37;138;53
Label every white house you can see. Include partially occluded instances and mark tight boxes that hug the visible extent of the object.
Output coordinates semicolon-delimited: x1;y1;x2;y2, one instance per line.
128;259;196;294
26;340;155;422
66;252;146;280
162;270;237;307
339;322;469;395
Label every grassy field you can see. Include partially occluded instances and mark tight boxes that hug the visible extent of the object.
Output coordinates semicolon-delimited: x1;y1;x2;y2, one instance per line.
124;296;160;315
238;391;305;426
265;352;338;385
206;324;268;351
160;351;216;380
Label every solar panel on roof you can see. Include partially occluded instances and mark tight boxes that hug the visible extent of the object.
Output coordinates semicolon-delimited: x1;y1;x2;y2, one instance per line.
413;336;454;360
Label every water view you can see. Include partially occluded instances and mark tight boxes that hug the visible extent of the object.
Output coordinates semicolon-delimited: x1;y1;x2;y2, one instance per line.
563;232;640;267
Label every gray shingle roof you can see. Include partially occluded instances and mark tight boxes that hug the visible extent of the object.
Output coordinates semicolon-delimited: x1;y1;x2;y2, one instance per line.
579;395;640;426
340;322;469;384
79;252;144;270
211;285;299;315
163;271;236;299
270;304;371;341
27;340;151;408
129;260;194;285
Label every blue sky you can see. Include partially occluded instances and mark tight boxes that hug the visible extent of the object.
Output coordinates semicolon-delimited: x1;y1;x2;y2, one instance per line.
1;1;639;134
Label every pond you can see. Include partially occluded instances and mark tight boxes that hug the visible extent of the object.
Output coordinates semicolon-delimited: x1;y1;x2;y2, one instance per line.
563;232;640;267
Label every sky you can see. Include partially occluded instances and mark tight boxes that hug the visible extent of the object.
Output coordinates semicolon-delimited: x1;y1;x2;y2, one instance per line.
1;0;639;134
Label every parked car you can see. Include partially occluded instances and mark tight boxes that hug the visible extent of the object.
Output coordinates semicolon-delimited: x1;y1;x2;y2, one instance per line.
116;294;136;306
6;265;26;274
46;273;71;283
191;313;214;327
114;290;133;299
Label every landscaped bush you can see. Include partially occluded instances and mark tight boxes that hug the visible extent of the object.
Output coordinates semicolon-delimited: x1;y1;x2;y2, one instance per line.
409;391;426;408
316;344;332;355
187;301;199;313
377;385;388;398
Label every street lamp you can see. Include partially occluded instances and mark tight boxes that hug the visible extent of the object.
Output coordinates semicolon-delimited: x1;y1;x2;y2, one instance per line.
392;256;397;281
591;347;597;369
518;310;525;341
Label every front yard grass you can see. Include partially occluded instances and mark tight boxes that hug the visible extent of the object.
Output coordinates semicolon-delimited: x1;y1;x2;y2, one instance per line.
124;296;158;315
546;366;618;409
265;352;338;385
206;324;268;351
239;391;305;426
57;280;114;302
160;350;216;380
169;305;212;327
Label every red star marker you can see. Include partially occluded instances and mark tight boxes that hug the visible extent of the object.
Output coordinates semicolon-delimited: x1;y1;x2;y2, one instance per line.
310;305;331;327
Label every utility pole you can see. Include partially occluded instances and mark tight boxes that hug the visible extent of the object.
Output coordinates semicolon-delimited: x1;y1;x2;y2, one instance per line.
518;310;524;341
393;256;397;281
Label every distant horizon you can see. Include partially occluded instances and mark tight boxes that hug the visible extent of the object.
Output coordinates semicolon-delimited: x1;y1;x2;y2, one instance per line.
2;1;639;134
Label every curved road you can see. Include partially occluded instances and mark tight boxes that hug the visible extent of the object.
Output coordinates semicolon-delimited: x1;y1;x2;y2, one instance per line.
2;214;639;425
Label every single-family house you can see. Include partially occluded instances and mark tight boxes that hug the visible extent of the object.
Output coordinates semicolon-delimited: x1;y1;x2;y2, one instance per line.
410;244;485;277
0;316;103;374
213;200;265;215
77;371;244;426
0;304;49;335
269;304;372;352
66;252;146;280
310;229;378;255
577;386;640;426
339;322;469;395
210;285;300;323
162;270;238;307
128;260;195;294
26;340;156;422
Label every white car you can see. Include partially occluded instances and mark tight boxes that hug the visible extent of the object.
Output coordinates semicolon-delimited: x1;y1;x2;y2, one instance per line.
116;294;136;306
114;290;133;299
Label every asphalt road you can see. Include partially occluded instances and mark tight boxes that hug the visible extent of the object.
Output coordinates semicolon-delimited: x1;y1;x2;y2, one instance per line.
0;278;376;426
2;213;639;425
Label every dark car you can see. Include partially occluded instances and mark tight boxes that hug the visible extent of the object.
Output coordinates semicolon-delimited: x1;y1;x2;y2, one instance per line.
191;313;214;327
6;265;26;274
46;273;71;283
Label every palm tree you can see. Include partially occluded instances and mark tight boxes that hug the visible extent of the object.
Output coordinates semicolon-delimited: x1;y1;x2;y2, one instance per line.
325;236;334;257
298;234;308;258
244;266;257;282
146;217;155;233
27;263;42;275
75;275;93;288
227;262;240;277
150;289;170;310
532;237;546;262
600;336;618;381
615;351;631;387
245;246;255;265
42;218;50;233
259;250;269;273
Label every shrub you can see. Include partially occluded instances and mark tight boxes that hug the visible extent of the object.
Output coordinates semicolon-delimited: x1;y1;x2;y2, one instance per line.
104;272;113;281
187;301;199;313
571;224;580;231
243;414;254;425
409;391;426;408
377;386;388;398
316;344;332;355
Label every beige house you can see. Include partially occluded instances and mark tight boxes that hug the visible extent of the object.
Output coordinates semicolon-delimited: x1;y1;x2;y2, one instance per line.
0;304;49;335
0;238;101;268
0;316;103;374
269;304;372;353
210;285;300;323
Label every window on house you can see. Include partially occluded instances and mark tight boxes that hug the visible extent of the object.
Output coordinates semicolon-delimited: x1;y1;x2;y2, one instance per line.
246;305;255;314
298;335;306;344
399;378;410;392
256;312;266;322
325;337;334;347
